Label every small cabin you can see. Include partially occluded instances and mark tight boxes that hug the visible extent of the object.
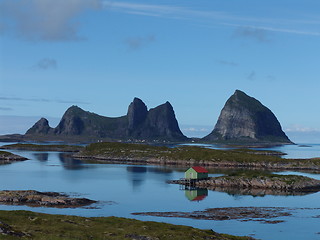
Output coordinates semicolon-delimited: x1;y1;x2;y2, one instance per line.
185;166;208;180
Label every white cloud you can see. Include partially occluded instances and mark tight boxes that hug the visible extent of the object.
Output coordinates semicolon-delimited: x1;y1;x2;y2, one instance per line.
0;0;101;41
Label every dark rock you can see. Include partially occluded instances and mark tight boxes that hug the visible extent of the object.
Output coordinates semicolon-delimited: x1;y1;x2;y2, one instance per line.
127;98;148;132
130;101;187;141
26;118;52;135
204;90;292;143
45;105;128;139
0;151;28;164
0;190;96;208
25;99;187;142
0;221;25;237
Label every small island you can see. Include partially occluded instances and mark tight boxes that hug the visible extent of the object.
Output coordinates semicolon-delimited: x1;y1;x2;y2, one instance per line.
169;172;320;194
0;151;28;164
0;190;96;208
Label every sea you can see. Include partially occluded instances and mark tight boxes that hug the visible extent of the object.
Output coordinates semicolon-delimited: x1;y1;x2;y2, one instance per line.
0;142;320;240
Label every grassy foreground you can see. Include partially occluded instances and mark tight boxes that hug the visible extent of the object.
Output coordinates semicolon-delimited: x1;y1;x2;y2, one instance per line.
0;210;253;240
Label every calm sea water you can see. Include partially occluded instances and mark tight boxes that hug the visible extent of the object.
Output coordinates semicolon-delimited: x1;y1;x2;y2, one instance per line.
181;143;320;159
1;142;320;240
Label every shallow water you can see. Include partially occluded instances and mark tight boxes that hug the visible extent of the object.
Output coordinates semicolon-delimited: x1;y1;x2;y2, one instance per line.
1;144;320;239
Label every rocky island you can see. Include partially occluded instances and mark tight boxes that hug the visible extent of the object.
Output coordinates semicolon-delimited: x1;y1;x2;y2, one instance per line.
24;97;187;142
203;90;292;144
0;151;28;164
0;190;96;208
169;173;320;195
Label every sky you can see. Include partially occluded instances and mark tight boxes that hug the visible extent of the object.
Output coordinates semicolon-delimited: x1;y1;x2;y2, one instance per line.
1;0;320;143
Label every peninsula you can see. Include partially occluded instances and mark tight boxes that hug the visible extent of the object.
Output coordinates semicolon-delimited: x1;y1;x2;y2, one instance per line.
0;190;96;208
74;141;320;171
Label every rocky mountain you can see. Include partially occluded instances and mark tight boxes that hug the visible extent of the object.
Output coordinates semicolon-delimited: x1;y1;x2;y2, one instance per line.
203;90;292;143
25;98;187;142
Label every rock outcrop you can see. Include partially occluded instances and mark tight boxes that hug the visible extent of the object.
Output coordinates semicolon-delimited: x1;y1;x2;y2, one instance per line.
170;174;320;194
0;151;28;164
26;118;52;135
129;101;186;141
25;98;187;142
203;90;292;143
0;190;96;208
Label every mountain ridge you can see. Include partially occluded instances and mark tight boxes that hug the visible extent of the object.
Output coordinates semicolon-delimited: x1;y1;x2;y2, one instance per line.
25;98;187;142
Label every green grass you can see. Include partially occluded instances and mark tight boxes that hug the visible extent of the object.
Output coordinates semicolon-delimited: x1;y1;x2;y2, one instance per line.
0;210;253;240
79;142;288;163
77;141;320;170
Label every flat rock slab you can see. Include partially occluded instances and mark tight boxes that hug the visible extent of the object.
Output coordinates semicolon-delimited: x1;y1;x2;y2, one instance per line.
0;190;96;208
133;207;292;224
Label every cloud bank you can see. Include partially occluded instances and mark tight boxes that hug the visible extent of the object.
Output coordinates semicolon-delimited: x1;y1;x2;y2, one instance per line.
0;0;101;41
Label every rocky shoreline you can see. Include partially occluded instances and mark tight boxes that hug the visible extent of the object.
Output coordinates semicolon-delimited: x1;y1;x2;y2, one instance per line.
169;174;320;193
132;207;292;224
0;190;96;208
0;151;28;164
75;154;320;172
0;143;83;152
71;141;320;172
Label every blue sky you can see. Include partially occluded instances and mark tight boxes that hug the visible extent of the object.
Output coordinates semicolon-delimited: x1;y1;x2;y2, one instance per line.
1;0;320;142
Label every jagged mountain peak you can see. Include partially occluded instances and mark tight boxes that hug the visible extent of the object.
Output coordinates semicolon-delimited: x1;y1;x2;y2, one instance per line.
25;117;52;135
25;98;187;141
127;97;148;130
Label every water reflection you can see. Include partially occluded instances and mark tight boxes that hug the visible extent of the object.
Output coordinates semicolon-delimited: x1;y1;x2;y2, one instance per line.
33;153;49;162
126;166;147;190
184;188;208;202
59;153;85;170
126;166;174;191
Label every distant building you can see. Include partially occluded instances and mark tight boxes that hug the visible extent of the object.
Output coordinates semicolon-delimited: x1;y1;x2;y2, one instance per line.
185;166;208;180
